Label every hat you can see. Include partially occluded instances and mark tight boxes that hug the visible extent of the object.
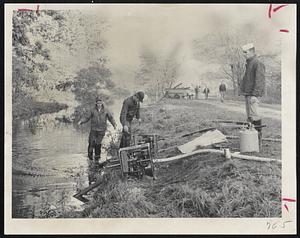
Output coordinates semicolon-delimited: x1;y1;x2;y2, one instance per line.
135;91;145;102
242;43;255;51
95;96;102;102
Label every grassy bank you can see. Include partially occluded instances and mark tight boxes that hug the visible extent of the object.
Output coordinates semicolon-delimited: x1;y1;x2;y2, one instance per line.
69;99;281;218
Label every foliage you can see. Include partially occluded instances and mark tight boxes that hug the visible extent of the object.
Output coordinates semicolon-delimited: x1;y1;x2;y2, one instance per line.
12;10;116;120
83;172;157;218
12;10;69;101
193;27;281;101
135;44;182;100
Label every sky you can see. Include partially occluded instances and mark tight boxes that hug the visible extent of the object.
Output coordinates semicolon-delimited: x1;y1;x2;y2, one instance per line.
39;4;285;92
85;4;282;90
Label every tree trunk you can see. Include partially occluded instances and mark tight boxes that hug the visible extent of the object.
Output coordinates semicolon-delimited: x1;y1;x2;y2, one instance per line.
230;64;237;95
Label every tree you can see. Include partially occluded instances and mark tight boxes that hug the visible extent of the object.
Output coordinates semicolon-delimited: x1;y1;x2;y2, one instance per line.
193;27;281;100
135;44;181;100
12;10;69;103
72;63;114;105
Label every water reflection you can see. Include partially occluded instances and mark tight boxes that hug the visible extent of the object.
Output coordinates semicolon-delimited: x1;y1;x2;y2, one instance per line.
12;109;118;218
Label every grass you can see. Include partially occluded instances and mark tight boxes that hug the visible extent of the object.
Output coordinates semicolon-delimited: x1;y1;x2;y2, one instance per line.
80;98;281;218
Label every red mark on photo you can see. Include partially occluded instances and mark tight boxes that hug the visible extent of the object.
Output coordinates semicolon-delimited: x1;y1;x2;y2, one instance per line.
279;29;289;33
269;4;289;18
268;4;273;18
268;4;289;33
283;198;296;202
282;198;296;212
18;5;40;14
273;4;289;13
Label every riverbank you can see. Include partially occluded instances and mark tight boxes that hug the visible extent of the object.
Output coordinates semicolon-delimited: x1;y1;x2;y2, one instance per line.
13;99;69;120
73;99;281;218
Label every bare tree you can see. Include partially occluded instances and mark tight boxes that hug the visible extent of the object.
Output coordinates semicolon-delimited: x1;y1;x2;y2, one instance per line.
135;44;181;100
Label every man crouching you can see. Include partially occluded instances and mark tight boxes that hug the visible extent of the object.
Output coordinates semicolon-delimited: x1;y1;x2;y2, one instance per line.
119;91;144;148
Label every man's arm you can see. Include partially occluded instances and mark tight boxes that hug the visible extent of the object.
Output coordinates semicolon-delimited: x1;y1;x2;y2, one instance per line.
135;102;140;120
120;100;129;126
253;62;265;97
78;110;92;125
107;110;117;129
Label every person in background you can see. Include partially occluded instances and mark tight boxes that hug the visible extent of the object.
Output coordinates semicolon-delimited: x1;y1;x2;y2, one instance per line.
195;85;200;100
203;85;210;100
119;91;144;148
239;43;265;148
78;97;117;163
219;81;227;103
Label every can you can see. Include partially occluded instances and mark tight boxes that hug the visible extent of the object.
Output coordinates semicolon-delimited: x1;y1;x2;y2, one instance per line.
224;148;231;159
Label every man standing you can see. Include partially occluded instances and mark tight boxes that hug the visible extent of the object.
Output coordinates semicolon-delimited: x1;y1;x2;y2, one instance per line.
203;85;210;100
240;43;265;147
195;85;200;100
119;91;144;148
78;97;117;162
219;81;227;103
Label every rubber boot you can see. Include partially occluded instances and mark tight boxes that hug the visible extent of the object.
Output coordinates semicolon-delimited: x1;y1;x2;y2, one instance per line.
120;132;131;148
88;143;94;160
253;119;262;151
94;144;101;162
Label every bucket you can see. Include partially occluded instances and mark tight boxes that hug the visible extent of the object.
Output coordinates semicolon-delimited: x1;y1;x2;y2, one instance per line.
239;128;259;153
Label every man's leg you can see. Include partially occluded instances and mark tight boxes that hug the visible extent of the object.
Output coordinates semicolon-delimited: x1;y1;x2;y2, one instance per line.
88;131;95;160
245;96;251;122
249;96;262;149
88;143;94;160
249;96;260;121
94;132;105;162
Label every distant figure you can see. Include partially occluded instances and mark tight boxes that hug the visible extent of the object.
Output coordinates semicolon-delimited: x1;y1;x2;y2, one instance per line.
203;86;210;100
195;85;200;99
240;43;265;149
78;97;117;162
119;91;144;148
219;81;227;102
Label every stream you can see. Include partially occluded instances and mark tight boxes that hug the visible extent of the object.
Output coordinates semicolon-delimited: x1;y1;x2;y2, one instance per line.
12;108;116;218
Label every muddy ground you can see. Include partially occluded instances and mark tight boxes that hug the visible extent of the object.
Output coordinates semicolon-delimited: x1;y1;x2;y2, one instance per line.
67;99;281;218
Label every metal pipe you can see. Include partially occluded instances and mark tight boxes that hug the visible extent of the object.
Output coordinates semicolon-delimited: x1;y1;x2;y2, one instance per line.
225;135;281;142
154;148;281;164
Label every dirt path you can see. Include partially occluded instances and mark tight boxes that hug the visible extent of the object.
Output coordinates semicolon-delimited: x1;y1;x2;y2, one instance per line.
198;99;281;120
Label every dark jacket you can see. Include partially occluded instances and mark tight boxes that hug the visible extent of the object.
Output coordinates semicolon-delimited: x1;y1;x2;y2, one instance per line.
240;56;265;97
219;83;226;92
120;96;140;126
82;105;116;132
203;87;210;94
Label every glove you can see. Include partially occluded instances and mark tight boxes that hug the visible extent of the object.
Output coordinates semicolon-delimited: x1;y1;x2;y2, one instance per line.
138;118;142;125
123;125;129;133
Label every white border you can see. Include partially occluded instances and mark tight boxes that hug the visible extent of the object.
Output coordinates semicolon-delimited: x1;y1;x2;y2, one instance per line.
4;3;297;235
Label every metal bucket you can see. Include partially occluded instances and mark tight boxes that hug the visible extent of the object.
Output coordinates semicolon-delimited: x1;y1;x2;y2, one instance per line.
239;128;259;153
